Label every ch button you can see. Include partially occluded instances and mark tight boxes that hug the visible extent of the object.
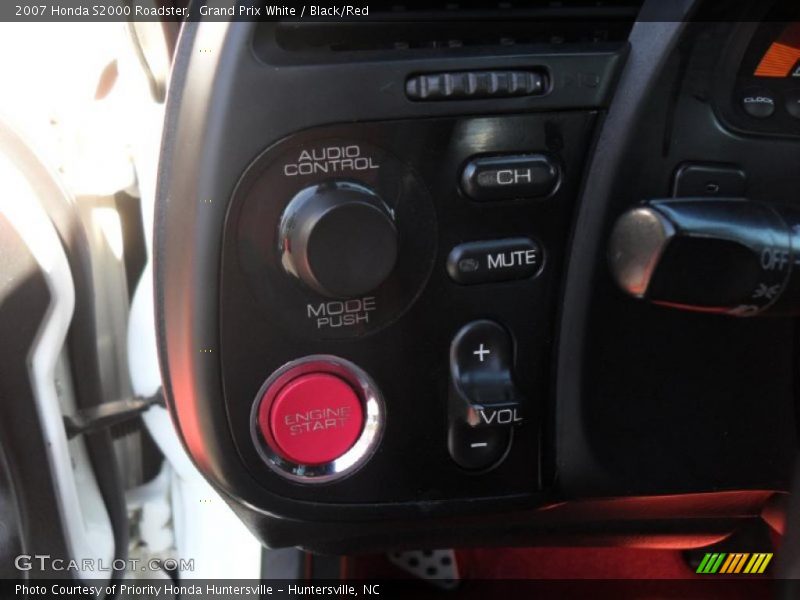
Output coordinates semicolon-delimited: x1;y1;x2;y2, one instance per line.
461;154;559;201
448;320;524;471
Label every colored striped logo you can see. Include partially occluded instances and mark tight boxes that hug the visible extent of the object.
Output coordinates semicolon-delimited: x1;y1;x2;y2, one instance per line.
696;552;773;575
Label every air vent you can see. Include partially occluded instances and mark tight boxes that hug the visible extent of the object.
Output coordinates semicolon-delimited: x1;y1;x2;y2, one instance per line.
253;1;642;64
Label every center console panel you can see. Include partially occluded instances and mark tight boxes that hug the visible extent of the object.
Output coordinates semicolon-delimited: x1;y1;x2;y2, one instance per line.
155;15;625;547
155;12;793;552
221;114;597;506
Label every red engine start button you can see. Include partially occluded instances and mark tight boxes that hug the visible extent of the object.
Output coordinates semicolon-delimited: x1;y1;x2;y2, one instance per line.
258;373;364;465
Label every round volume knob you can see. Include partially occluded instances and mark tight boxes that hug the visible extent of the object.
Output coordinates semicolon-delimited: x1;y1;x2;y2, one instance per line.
279;181;398;298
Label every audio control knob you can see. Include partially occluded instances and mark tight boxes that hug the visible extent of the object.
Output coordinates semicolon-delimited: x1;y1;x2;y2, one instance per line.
279;181;398;298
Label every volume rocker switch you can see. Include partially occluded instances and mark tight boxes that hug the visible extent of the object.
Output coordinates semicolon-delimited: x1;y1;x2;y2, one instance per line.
448;422;511;471
448;320;523;470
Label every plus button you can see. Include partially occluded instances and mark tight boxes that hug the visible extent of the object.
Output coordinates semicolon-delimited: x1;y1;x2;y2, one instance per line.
473;343;491;362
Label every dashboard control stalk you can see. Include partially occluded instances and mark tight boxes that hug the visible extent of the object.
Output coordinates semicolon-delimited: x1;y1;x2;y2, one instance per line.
609;198;800;316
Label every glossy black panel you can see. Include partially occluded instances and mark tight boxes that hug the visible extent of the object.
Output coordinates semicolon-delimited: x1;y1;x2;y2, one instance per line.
220;113;597;504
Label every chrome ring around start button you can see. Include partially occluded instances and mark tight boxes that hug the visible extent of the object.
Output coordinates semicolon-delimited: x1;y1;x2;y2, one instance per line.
249;355;385;484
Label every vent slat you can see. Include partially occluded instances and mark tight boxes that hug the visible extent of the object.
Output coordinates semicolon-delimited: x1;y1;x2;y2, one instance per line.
255;1;642;64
